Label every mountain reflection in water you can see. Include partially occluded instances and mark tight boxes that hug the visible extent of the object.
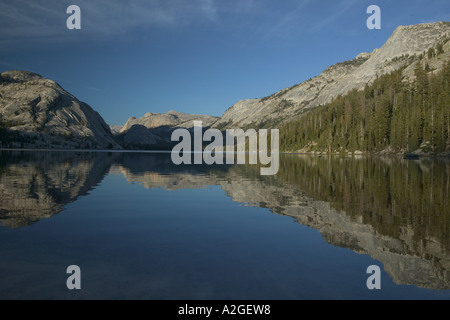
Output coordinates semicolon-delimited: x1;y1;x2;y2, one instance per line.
0;150;449;292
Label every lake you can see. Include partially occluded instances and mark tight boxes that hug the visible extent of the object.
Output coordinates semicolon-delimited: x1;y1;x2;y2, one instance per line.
0;150;449;300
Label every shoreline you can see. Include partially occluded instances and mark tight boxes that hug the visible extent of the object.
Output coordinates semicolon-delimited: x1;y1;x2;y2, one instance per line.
1;147;449;158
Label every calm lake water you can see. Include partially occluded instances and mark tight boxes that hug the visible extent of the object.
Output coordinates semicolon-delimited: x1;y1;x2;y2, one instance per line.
0;150;449;300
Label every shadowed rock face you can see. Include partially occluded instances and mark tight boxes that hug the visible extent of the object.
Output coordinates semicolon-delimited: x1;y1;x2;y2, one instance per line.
120;110;218;133
0;151;449;289
213;21;450;129
117;110;219;147
0;70;121;149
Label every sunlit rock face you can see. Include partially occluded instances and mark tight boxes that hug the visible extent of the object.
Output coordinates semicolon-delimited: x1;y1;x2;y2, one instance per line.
120;110;218;133
0;70;121;149
213;22;450;129
117;110;219;147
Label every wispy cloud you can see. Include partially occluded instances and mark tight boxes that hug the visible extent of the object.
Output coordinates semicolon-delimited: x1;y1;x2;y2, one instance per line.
254;0;359;41
0;0;229;43
0;0;367;47
200;0;218;22
261;0;312;39
307;0;358;32
0;60;18;69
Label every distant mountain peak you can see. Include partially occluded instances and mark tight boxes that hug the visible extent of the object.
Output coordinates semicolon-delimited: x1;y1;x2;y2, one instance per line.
213;21;450;129
116;110;219;148
120;110;218;134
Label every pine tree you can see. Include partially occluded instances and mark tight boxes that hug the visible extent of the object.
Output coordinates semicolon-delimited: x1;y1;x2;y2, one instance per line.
279;60;450;154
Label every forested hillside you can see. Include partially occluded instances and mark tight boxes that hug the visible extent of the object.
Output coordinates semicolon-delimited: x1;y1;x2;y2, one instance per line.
280;58;450;154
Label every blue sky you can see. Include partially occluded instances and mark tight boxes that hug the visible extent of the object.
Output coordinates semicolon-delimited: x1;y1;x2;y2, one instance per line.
0;0;449;125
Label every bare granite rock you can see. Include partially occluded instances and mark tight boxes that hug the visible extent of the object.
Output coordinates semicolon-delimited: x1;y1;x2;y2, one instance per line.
213;21;450;129
109;125;123;134
120;110;218;133
118;110;219;147
0;70;122;149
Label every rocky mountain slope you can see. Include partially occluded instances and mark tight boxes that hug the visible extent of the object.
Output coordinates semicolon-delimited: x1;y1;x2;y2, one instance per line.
213;21;450;129
0;70;121;149
109;125;123;134
116;110;218;148
120;110;218;133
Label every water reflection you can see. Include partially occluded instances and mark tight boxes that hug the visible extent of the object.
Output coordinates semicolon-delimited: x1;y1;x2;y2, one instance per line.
274;155;450;289
0;150;449;290
0;150;116;228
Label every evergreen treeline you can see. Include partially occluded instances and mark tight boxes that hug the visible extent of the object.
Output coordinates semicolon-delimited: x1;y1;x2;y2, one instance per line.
280;60;450;153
